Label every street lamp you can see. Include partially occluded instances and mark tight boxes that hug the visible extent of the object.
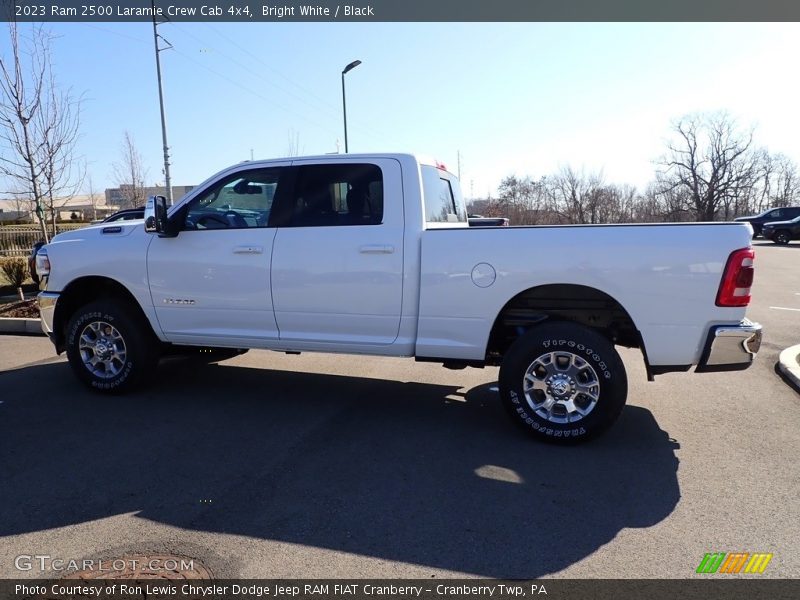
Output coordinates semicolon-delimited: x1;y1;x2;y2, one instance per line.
341;60;361;153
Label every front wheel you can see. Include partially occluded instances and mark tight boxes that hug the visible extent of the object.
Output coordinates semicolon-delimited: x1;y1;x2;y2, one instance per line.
499;322;628;444
773;230;791;245
65;299;159;393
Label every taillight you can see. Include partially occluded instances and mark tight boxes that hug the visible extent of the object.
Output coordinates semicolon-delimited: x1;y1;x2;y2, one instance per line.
716;248;754;307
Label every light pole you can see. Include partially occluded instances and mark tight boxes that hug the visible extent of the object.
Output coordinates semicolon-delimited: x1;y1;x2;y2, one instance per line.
152;0;173;205
341;60;361;153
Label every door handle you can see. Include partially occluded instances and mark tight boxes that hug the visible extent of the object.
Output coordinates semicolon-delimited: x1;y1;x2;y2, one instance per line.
233;245;264;254
359;244;395;254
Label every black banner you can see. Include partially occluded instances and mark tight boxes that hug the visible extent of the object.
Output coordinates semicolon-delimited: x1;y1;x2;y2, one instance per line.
3;579;800;600
4;0;800;23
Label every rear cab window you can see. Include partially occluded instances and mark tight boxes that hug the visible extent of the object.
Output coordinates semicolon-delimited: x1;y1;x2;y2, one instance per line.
421;165;468;227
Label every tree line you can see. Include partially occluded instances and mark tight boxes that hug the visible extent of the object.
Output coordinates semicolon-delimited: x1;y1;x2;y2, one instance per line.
474;112;799;225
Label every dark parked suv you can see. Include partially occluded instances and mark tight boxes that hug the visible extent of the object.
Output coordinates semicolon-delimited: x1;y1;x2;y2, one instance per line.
735;206;800;237
762;216;800;245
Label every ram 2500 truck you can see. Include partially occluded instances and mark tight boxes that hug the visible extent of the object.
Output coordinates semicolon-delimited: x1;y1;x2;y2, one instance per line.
36;153;762;443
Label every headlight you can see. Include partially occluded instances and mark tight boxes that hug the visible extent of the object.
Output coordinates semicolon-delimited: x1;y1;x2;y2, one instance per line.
35;247;50;277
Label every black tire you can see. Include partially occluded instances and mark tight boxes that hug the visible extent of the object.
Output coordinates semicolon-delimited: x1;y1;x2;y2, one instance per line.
773;230;791;245
65;298;160;393
499;322;628;444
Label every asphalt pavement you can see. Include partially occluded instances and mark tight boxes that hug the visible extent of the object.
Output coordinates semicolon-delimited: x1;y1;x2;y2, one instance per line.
0;243;798;580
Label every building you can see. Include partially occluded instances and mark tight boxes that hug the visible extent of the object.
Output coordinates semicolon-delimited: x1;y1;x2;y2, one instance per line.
1;184;197;224
105;185;195;208
0;195;117;223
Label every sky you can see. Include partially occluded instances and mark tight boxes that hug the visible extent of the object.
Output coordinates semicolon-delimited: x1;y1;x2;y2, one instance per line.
2;21;800;199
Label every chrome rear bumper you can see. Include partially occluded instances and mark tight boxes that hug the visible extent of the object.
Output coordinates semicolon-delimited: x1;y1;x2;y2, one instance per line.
696;318;762;372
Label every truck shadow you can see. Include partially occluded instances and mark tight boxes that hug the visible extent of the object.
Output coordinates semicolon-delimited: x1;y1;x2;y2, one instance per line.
0;359;680;578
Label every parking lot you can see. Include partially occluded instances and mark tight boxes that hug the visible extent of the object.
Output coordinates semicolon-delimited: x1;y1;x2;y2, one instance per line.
0;242;798;580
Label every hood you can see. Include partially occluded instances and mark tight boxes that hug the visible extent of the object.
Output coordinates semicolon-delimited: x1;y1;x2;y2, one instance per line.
49;220;142;244
762;219;796;228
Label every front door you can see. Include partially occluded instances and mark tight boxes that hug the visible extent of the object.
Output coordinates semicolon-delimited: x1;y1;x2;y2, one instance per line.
147;165;289;345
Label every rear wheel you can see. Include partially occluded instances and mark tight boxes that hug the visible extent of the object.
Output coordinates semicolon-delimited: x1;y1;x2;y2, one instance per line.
773;230;791;245
65;298;159;393
499;322;627;444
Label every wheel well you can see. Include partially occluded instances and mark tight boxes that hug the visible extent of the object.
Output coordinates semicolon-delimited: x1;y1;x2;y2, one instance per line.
52;276;152;353
486;284;642;364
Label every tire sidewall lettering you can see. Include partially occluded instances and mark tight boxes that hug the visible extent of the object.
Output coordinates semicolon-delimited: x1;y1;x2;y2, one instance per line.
68;307;133;389
543;338;612;380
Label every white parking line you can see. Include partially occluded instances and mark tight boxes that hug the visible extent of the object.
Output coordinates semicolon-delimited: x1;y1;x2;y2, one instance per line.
770;306;800;312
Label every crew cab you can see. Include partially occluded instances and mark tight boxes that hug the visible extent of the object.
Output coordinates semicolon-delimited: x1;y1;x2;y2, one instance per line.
36;154;762;443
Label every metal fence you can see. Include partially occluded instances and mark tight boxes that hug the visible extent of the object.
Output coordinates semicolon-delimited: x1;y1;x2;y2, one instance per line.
0;224;85;257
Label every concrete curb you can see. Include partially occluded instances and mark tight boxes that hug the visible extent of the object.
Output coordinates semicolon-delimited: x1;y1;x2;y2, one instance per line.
777;344;800;393
0;317;44;335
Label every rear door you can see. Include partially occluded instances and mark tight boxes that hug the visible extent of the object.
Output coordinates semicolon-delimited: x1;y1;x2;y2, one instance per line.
270;158;404;345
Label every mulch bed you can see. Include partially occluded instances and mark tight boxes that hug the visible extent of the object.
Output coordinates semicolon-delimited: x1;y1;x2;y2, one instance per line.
0;299;39;319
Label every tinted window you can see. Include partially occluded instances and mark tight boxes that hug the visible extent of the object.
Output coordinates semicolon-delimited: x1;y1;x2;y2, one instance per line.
287;163;383;227
184;168;281;230
421;166;467;223
769;209;783;218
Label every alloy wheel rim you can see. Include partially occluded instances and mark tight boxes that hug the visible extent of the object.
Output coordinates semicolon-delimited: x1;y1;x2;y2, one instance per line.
78;320;127;379
522;351;600;424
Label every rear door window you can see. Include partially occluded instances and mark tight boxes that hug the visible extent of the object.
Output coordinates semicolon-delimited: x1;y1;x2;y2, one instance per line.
284;163;383;227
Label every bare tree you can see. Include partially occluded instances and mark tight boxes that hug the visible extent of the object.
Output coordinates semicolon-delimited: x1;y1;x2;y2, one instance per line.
495;175;556;225
37;66;83;236
286;128;303;157
0;24;51;241
765;153;799;209
10;192;29;219
549;166;608;224
656;112;760;221
112;131;148;209
85;172;100;221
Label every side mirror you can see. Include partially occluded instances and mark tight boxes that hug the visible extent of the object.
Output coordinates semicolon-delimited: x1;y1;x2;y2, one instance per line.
144;195;175;236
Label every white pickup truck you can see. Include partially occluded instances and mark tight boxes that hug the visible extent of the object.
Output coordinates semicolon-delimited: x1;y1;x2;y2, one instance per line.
36;153;762;443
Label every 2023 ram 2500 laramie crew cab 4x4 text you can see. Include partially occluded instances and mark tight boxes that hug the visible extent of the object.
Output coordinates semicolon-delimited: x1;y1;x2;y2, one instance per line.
36;154;762;443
